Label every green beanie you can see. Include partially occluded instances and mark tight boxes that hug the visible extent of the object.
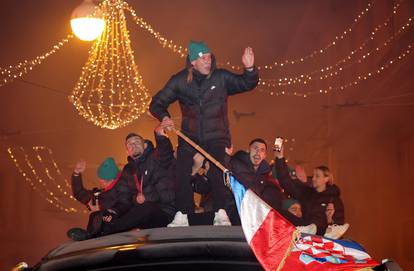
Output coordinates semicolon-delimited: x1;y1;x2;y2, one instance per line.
188;40;210;62
97;157;120;181
282;198;299;211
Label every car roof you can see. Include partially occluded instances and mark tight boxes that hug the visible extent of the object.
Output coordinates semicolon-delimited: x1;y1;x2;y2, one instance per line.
34;226;263;271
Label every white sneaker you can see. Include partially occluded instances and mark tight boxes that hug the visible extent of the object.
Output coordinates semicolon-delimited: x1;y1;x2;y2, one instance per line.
296;223;317;235
213;209;232;226
324;223;350;239
167;211;189;227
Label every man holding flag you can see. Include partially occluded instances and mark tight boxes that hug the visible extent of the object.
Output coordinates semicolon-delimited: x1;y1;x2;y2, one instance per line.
150;40;258;226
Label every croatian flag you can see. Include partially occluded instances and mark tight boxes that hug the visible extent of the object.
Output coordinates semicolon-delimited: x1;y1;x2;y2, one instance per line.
229;175;297;271
229;175;378;271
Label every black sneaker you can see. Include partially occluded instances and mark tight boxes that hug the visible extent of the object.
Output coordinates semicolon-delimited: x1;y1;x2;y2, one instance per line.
67;227;91;241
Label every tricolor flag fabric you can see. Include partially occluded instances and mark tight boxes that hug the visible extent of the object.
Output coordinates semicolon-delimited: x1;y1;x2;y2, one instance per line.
283;235;379;270
229;175;378;271
229;174;297;271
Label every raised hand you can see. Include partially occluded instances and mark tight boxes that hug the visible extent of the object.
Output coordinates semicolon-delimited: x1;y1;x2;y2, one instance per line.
295;165;308;183
274;145;284;159
74;160;86;174
242;47;254;68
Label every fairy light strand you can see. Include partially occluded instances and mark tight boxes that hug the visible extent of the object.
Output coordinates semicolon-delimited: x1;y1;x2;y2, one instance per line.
259;43;413;97
0;34;74;87
70;0;151;129
220;1;377;70
124;1;187;58
33;146;77;202
7;147;79;213
260;14;413;87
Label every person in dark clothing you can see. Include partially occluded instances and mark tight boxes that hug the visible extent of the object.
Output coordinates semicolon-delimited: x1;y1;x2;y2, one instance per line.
190;152;241;226
282;198;303;219
274;145;349;238
149;40;259;226
228;138;315;231
67;157;130;241
67;122;176;241
101;121;176;235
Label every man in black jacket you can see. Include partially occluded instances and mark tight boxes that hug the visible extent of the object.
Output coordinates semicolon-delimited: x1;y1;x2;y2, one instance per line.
100;121;176;235
149;40;258;226
67;122;176;241
229;138;317;232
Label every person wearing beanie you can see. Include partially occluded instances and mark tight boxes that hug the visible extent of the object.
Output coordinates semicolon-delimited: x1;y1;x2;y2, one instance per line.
97;157;119;183
282;198;301;217
68;121;176;241
149;40;259;227
67;157;129;241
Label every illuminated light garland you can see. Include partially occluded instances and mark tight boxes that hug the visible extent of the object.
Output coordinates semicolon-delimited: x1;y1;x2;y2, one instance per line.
70;0;151;129
33;146;77;202
220;1;376;70
123;2;187;58
0;34;74;87
258;43;413;97
123;1;377;71
8;147;81;214
260;15;413;87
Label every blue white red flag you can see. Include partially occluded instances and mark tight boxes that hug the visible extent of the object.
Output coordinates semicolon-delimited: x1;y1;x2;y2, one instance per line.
229;175;378;271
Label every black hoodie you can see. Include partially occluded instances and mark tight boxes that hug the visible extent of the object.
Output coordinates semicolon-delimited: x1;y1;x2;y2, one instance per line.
274;158;345;235
149;55;259;146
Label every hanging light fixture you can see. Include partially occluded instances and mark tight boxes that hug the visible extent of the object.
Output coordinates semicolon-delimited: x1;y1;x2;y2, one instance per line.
70;0;151;129
70;0;105;41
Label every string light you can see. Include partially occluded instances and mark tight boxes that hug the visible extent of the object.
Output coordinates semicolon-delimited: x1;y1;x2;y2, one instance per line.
260;14;413;87
259;43;413;97
8;147;82;214
220;1;376;70
33;146;77;202
0;34;74;87
0;0;411;103
70;0;151;129
124;2;187;58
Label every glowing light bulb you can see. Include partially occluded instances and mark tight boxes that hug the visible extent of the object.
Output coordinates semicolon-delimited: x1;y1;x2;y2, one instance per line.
70;0;105;41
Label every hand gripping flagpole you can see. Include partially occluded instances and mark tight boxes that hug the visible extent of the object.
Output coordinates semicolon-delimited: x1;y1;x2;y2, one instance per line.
172;128;300;271
172;129;232;188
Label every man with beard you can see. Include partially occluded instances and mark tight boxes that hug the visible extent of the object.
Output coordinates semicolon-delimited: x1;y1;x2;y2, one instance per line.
67;121;176;241
100;120;176;235
229;138;317;234
149;41;258;226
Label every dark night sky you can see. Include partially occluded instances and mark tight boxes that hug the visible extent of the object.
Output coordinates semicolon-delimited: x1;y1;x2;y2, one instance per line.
0;1;414;270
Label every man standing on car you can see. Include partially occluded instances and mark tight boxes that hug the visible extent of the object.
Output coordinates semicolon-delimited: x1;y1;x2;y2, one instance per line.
149;40;258;226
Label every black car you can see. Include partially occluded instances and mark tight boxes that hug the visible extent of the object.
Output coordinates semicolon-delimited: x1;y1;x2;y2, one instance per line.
15;226;402;271
28;226;263;271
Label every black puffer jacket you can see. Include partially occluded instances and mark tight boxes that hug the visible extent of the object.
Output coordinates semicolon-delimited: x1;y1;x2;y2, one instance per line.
229;151;286;211
118;135;176;216
274;158;345;235
71;173;131;216
228;151;309;226
149;56;259;146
